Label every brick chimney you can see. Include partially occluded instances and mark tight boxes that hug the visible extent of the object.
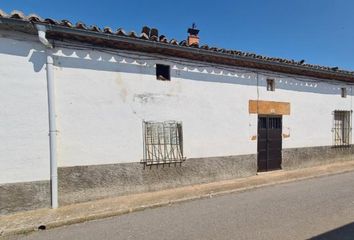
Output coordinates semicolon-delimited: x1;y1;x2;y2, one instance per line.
187;23;199;46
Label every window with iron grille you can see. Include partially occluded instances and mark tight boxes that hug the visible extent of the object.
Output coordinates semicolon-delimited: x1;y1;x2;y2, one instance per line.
333;110;352;147
142;121;185;165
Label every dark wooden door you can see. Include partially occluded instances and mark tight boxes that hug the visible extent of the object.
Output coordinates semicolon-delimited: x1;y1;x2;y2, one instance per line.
257;116;282;172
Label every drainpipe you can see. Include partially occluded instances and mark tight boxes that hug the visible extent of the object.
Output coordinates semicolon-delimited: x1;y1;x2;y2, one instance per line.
36;24;58;209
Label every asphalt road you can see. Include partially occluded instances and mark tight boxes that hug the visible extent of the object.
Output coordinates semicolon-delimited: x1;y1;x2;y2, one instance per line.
8;171;354;240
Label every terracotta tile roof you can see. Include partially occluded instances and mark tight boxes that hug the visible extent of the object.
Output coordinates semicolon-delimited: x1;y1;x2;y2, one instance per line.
0;9;353;79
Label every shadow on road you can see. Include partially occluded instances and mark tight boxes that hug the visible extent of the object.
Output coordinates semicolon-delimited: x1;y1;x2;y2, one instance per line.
309;222;354;240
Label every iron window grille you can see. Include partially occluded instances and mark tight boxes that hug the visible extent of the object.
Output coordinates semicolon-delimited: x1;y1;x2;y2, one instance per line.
258;116;282;129
332;110;352;147
142;121;185;165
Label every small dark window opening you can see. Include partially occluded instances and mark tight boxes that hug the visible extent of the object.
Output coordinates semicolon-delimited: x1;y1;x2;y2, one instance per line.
341;88;347;98
267;79;275;91
156;64;170;81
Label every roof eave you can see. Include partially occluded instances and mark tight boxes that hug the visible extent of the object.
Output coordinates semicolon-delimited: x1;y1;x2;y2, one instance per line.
1;17;354;83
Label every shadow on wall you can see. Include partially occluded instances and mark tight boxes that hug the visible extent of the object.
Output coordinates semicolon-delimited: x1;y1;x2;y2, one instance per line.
0;37;351;96
309;222;354;240
0;36;47;72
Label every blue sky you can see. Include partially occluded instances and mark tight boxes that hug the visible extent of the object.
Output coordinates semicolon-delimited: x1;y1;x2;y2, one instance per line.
1;0;354;70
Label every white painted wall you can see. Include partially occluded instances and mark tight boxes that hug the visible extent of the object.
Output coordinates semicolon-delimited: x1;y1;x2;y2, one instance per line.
53;48;261;166
52;46;353;167
0;33;50;184
0;31;353;183
257;77;353;148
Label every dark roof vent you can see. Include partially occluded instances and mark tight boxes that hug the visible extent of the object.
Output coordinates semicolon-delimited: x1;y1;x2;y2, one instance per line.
187;23;199;35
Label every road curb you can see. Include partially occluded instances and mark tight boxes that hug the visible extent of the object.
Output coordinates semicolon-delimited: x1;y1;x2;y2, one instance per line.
1;161;354;238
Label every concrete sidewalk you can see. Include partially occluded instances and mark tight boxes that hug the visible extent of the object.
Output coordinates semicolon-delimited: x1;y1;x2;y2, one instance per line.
1;160;354;238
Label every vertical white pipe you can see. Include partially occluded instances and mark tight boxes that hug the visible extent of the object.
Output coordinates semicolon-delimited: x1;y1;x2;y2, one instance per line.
46;52;58;209
36;24;58;209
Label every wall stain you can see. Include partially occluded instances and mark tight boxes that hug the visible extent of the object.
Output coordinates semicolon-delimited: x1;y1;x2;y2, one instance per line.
114;73;128;102
170;79;182;94
282;133;290;138
133;93;175;104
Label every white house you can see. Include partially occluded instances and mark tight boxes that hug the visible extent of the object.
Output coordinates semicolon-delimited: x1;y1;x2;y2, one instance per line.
1;10;353;215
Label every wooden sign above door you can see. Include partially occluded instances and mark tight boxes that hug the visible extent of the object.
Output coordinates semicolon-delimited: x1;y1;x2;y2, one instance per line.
249;100;290;115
